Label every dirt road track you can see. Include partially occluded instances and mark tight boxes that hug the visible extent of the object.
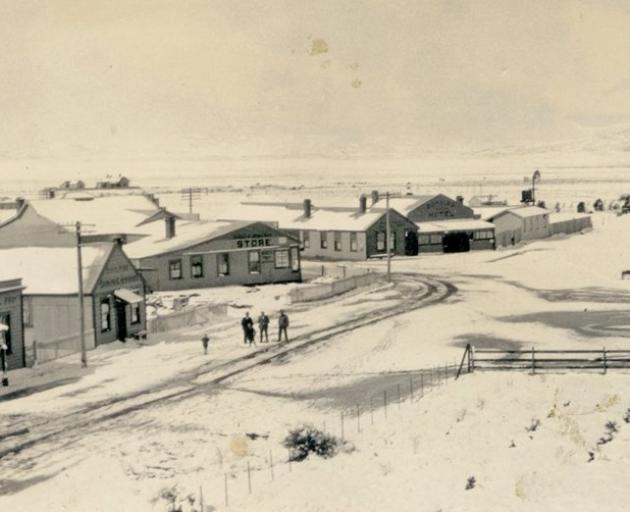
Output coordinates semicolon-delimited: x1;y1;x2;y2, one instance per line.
0;273;456;462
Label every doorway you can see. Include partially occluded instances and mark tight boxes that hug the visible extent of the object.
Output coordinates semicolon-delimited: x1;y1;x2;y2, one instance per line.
442;232;470;253
404;230;419;256
114;300;128;341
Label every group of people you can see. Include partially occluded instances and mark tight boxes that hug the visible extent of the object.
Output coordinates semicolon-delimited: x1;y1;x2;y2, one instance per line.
241;310;289;345
199;309;290;354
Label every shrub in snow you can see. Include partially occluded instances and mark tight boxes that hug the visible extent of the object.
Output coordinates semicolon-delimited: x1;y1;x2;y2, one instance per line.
624;409;630;424
465;476;476;490
597;421;620;446
158;485;207;512
283;424;351;462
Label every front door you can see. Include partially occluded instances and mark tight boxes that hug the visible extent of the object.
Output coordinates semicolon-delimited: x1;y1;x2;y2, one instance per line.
404;230;419;256
115;300;127;341
443;232;470;253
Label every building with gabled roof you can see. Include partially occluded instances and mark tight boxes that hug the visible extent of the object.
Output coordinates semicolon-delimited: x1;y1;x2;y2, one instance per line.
0;242;146;362
0;194;176;248
125;218;302;291
485;206;551;246
219;198;419;260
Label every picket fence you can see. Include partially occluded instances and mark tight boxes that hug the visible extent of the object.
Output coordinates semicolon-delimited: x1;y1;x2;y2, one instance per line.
289;272;382;303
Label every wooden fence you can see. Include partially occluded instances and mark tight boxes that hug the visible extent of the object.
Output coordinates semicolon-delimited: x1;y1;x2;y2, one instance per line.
288;272;383;303
456;344;630;378
146;303;229;334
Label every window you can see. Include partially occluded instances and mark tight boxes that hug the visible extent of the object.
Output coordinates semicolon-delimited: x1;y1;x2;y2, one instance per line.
23;298;32;327
350;232;358;252
290;247;300;272
429;234;443;244
474;230;494;240
389;232;396;251
248;251;261;274
320;231;328;249
169;259;182;280
302;230;310;249
275;249;290;268
418;234;431;245
334;232;342;251
190;255;204;278
100;298;111;332
131;303;141;324
376;232;386;251
218;253;230;276
0;313;11;355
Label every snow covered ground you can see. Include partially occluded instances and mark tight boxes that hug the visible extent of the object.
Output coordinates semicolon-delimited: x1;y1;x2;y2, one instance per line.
1;211;630;511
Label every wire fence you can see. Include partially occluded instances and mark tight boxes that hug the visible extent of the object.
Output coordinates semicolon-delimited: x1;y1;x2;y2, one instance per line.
179;361;460;512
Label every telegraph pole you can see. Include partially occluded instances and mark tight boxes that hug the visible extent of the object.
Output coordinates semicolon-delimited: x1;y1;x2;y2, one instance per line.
386;192;392;282
75;221;87;368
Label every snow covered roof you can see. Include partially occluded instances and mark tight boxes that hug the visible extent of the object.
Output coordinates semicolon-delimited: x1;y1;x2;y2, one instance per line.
26;195;166;236
417;219;496;233
218;203;404;232
487;206;550;220
0;245;114;295
370;195;436;216
473;206;513;220
124;220;280;259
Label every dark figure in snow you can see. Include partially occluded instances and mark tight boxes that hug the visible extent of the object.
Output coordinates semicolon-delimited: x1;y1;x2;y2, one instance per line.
278;310;289;343
201;333;210;354
241;312;255;345
258;312;270;343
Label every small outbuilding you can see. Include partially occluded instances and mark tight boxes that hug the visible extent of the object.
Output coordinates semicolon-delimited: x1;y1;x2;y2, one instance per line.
485;206;551;247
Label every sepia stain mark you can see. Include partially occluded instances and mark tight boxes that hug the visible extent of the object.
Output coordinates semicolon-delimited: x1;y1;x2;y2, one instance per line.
351;78;362;89
310;38;329;56
229;435;249;457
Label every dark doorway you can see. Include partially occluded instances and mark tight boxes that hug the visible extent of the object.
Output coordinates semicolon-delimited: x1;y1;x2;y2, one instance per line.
443;232;470;253
404;230;419;256
114;300;128;341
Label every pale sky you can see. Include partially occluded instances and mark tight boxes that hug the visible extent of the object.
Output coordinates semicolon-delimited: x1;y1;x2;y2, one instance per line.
2;0;630;160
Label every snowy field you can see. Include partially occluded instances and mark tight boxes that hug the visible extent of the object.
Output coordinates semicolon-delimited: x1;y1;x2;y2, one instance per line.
2;177;630;510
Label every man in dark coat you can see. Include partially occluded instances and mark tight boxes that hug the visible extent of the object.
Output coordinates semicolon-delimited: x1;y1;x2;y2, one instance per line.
278;310;289;343
201;333;210;354
258;312;270;343
242;312;254;345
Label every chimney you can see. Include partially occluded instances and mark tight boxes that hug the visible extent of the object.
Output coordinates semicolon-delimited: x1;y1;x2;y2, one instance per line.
303;198;312;218
15;197;25;209
456;195;464;204
359;194;367;213
371;190;379;205
165;215;176;239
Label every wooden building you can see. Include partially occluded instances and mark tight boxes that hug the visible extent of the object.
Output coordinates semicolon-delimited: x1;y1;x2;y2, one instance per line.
484;206;551;247
125;218;302;291
372;193;495;253
220;198;419;261
0;278;26;370
0;243;146;362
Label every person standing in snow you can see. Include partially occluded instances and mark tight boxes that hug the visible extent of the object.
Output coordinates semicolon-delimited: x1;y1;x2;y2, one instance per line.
242;312;254;345
241;312;255;345
278;310;289;343
201;333;210;354
258;312;270;343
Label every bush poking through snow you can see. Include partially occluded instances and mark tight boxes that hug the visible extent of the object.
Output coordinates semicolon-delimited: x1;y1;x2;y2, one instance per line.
465;476;476;490
623;409;630;424
597;420;620;446
283;424;351;462
158;485;204;512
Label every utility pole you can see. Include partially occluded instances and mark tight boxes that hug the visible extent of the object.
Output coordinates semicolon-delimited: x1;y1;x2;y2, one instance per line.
75;221;87;368
532;169;541;204
386;191;392;282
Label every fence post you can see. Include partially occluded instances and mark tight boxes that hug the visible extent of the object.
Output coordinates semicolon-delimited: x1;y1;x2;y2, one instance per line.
397;383;401;409
409;374;414;401
224;473;229;507
247;461;252;494
270;450;274;481
603;347;608;375
356;403;361;433
384;390;388;418
340;411;345;440
530;347;536;375
199;486;204;512
32;340;38;367
470;345;476;373
370;397;374;425
444;363;448;382
420;373;424;397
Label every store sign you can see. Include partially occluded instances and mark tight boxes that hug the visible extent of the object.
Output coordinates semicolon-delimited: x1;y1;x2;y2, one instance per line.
236;237;272;248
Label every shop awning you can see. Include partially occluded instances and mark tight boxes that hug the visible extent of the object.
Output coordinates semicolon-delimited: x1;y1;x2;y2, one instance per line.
114;288;143;304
